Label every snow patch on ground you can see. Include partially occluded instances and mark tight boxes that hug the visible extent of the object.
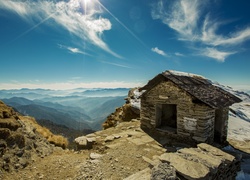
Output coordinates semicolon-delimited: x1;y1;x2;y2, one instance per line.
228;114;250;142
216;83;250;180
130;89;145;110
216;83;250;141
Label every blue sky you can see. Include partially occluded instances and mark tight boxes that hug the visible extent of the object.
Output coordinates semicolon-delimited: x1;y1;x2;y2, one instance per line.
0;0;250;90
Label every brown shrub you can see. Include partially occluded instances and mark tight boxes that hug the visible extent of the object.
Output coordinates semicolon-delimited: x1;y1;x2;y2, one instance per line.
47;135;69;149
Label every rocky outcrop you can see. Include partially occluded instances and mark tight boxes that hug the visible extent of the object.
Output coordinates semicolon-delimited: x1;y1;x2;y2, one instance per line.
0;101;58;172
102;88;141;129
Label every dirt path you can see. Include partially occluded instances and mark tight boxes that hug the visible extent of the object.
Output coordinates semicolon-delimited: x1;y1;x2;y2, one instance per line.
2;148;89;180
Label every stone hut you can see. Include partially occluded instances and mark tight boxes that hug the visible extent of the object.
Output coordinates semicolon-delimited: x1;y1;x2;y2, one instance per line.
140;70;242;144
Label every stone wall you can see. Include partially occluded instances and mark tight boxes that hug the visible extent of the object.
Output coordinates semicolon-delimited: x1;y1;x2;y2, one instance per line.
140;81;216;144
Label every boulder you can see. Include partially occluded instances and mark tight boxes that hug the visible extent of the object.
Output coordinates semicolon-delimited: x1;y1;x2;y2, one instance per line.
75;136;96;150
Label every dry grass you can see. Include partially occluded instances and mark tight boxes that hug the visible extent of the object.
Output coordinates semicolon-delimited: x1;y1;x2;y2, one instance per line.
19;116;68;149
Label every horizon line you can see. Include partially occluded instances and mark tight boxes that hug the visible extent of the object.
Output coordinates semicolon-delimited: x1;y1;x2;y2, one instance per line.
0;81;144;91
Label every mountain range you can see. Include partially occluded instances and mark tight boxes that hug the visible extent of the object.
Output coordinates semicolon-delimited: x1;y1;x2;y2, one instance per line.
0;88;129;130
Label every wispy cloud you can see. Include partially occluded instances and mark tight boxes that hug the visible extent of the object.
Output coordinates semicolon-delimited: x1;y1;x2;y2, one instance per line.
201;18;250;46
0;0;29;17
175;52;184;57
152;0;202;41
99;60;132;69
58;44;91;55
0;0;121;58
152;0;250;62
68;47;84;54
151;47;168;57
200;48;236;62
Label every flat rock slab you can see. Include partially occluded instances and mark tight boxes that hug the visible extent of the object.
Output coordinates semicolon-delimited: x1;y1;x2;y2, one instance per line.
123;168;151;180
198;143;235;162
127;135;155;145
178;148;222;168
159;153;210;180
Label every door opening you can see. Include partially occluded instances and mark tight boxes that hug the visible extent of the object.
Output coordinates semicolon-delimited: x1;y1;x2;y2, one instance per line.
156;104;177;131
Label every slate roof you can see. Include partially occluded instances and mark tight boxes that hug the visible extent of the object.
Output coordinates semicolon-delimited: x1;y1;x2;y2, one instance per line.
141;70;242;108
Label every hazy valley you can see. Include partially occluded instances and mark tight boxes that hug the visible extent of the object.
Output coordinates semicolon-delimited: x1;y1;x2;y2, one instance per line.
0;88;129;131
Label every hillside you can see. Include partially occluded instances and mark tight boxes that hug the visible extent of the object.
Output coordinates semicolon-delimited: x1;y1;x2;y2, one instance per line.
13;104;92;130
0;100;68;174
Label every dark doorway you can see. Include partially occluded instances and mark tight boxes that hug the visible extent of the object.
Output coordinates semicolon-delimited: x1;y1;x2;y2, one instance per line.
156;104;177;131
214;108;227;143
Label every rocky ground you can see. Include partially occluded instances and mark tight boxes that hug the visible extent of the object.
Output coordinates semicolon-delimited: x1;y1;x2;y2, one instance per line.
2;119;247;180
2;120;168;180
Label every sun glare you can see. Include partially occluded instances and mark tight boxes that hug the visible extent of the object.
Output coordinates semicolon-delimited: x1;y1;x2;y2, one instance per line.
81;0;94;14
84;0;91;6
85;0;90;3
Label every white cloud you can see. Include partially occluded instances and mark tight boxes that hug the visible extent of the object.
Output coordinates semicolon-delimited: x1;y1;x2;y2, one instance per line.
0;81;143;90
202;18;250;46
0;0;29;17
152;0;250;61
200;47;236;62
152;0;202;41
0;0;121;58
68;47;83;54
58;44;90;55
175;52;184;57
151;47;168;57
